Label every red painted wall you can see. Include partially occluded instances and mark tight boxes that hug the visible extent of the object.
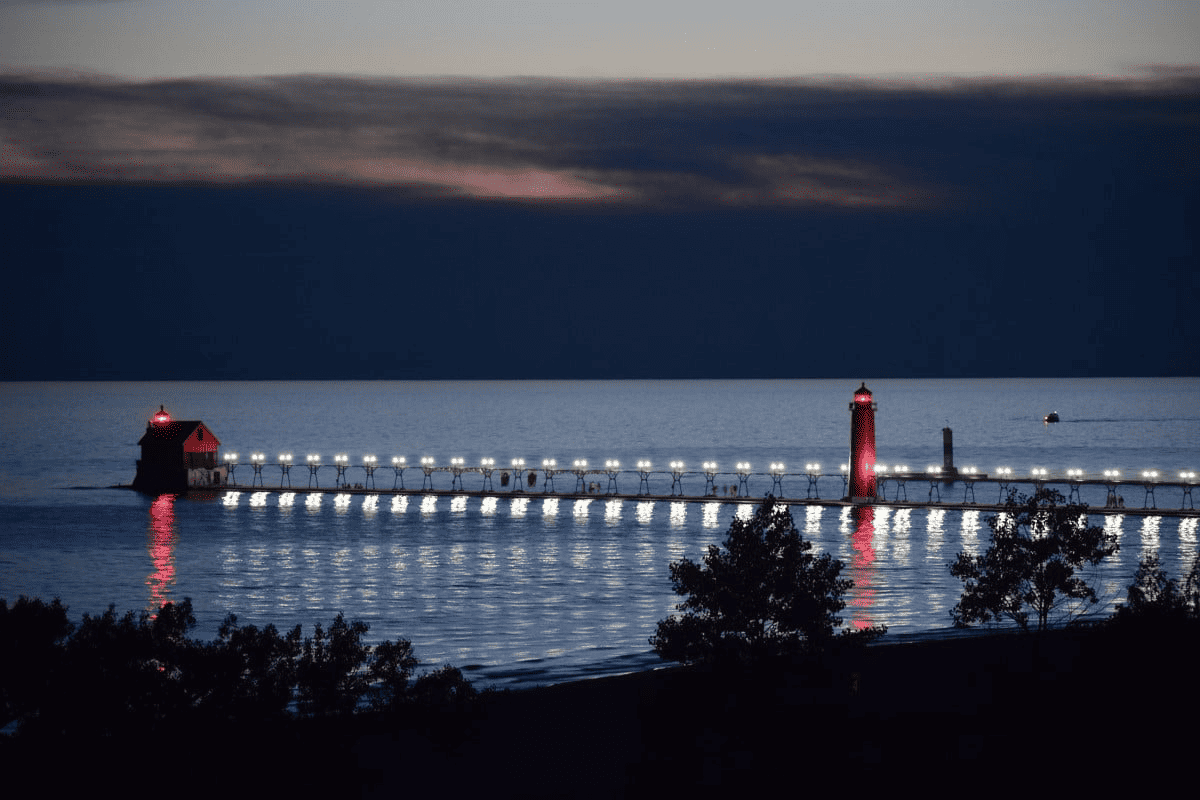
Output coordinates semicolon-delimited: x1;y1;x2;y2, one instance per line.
183;423;220;454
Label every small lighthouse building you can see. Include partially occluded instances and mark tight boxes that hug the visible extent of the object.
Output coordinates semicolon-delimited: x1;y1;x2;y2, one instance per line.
133;406;228;493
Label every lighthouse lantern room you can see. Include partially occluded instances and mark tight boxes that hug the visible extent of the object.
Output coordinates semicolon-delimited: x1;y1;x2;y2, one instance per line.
133;405;228;493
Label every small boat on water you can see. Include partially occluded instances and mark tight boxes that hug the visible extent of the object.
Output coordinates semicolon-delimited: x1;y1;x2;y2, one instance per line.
1044;411;1060;424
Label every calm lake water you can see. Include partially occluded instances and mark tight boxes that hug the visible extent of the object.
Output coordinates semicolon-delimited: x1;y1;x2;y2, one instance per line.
1;379;1197;687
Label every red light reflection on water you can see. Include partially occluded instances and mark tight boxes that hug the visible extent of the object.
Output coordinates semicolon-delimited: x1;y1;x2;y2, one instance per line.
848;505;882;630
146;493;178;612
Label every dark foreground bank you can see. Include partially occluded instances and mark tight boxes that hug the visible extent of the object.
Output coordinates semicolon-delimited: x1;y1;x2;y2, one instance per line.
4;621;1194;796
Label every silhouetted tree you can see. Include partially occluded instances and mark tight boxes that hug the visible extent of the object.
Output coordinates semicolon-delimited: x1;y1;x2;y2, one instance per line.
28;599;207;737
0;596;74;730
950;489;1119;632
1119;554;1188;616
1185;551;1200;617
409;664;479;708
295;612;371;716
1110;552;1200;626
204;613;302;719
2;595;481;738
366;637;421;712
651;495;860;665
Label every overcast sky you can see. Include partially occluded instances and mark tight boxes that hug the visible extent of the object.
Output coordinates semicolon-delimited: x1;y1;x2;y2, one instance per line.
3;0;1198;79
2;1;1197;379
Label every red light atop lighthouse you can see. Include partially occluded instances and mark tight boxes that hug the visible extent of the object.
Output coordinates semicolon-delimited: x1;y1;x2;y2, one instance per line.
152;405;172;426
848;383;877;502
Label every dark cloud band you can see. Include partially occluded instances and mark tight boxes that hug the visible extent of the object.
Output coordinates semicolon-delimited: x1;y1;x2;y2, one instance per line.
2;69;1198;209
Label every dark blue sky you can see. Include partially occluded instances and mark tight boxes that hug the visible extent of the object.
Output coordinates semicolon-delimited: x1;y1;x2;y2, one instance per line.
3;73;1197;379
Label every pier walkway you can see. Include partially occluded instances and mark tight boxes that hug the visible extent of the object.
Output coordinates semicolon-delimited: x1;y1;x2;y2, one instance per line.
205;461;1200;516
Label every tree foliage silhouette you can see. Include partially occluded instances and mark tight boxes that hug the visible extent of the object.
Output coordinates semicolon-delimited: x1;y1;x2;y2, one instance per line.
295;612;371;717
1110;552;1200;626
950;489;1119;632
367;637;420;712
0;596;477;738
0;596;74;730
408;664;479;708
207;613;302;718
651;495;862;665
40;599;208;736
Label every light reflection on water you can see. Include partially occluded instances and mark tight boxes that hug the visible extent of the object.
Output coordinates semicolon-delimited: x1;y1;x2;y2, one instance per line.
18;489;1200;688
892;509;913;565
1181;518;1198;551
926;508;946;540
805;505;823;536
846;505;882;630
873;507;893;564
1138;516;1161;555
6;378;1196;687
960;510;981;555
1104;514;1125;558
145;494;177;612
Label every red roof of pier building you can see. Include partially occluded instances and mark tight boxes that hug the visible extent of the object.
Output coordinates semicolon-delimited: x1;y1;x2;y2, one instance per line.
137;407;221;470
138;419;220;451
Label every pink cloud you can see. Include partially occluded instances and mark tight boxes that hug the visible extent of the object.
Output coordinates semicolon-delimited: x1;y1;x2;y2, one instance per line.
340;158;633;201
0;71;970;208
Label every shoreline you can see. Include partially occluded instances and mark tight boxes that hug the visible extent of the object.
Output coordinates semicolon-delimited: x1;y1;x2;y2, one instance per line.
358;621;1199;793
6;622;1193;794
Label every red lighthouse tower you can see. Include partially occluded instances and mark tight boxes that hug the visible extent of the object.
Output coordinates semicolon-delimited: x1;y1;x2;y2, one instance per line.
848;383;877;502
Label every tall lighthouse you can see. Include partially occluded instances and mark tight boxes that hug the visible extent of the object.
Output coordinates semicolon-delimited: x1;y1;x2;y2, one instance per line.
848;382;877;502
